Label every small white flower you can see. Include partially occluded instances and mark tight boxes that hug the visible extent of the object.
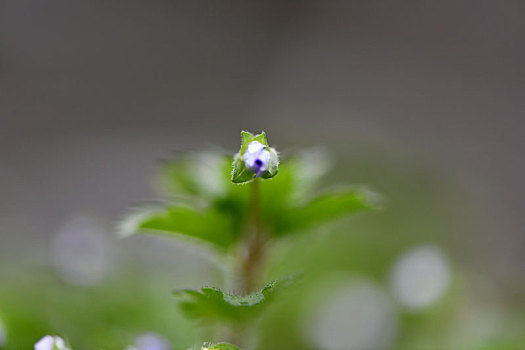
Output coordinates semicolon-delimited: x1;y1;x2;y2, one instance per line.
34;335;69;350
243;141;270;177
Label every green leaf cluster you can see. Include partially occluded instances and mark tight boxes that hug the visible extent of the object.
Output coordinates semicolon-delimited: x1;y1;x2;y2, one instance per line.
120;149;380;251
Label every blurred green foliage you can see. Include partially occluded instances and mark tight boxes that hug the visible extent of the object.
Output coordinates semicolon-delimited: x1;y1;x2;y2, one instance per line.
123;152;379;250
0;265;194;349
119;140;380;348
0;142;523;349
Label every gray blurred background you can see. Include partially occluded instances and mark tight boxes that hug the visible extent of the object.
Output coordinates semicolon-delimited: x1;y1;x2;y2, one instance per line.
1;0;523;302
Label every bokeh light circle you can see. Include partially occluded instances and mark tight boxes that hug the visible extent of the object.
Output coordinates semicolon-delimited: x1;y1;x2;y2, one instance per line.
52;216;112;286
305;278;397;350
389;244;451;310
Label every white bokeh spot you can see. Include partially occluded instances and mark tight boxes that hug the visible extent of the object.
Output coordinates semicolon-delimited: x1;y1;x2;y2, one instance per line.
52;216;112;286
390;244;451;310
126;332;172;350
306;278;397;350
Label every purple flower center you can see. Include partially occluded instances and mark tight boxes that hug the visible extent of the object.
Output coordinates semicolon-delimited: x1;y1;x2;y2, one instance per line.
253;159;264;176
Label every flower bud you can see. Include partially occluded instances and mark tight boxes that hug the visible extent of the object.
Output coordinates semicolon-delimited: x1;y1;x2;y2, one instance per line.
231;131;279;184
243;141;270;177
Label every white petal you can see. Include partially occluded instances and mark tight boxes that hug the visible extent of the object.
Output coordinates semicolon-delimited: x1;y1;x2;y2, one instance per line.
34;336;68;350
54;337;68;350
245;140;266;154
243;141;270;175
257;149;270;172
34;336;54;350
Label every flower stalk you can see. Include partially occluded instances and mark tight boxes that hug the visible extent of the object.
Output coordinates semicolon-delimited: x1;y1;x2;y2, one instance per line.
237;179;267;296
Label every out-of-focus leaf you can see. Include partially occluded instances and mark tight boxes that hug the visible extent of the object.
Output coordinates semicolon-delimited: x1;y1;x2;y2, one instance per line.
159;152;227;199
290;148;334;201
129;205;236;249
276;187;382;234
202;342;240;350
260;147;279;179
173;280;282;325
231;153;255;184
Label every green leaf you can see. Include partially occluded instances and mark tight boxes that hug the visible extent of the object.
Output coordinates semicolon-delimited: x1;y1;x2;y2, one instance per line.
240;131;254;155
231;153;255;184
240;131;268;156
277;186;382;234
122;205;236;249
260;147;279;179
252;131;267;147
159;152;227;199
173;280;283;325
291;148;334;201
202;343;240;350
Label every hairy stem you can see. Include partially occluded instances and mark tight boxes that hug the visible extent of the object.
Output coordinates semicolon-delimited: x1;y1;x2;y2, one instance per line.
238;179;266;295
228;180;267;348
229;179;266;349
